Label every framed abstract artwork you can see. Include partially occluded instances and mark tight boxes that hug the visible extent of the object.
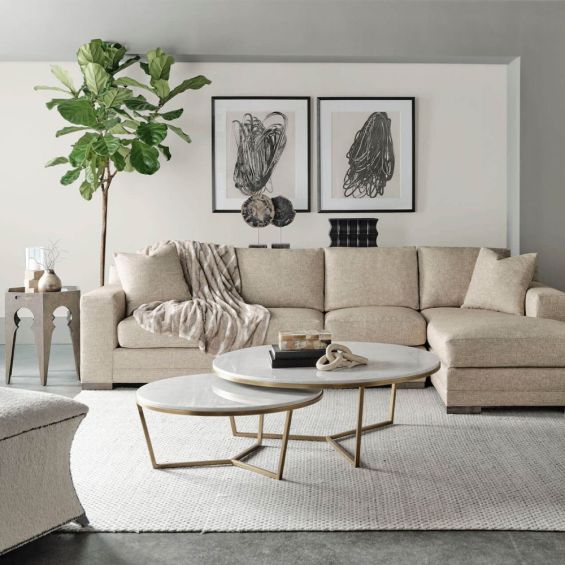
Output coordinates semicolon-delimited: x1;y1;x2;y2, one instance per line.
317;97;415;212
212;96;311;212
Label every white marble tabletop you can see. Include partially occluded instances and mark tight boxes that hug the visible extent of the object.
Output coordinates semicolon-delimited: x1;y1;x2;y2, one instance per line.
213;342;441;389
136;373;323;415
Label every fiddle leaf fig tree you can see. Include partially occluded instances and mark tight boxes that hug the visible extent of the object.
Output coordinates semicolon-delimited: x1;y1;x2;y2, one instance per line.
35;39;211;285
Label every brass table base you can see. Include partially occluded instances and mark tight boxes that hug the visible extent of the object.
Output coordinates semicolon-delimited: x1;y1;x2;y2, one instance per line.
230;384;397;468
137;405;294;480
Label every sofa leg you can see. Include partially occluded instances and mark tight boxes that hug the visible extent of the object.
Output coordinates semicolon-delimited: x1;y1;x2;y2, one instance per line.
447;406;482;415
81;383;113;390
74;513;90;527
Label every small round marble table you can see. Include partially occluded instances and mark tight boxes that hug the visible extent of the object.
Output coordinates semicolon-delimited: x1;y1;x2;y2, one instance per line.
136;373;322;480
213;342;441;468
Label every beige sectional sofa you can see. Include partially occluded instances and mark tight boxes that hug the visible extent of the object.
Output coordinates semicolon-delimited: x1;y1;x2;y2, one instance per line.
81;246;565;413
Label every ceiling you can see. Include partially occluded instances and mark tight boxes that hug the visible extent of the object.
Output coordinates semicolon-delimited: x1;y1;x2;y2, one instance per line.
0;0;551;61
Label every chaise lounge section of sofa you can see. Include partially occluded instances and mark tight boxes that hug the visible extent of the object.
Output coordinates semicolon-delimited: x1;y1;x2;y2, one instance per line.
80;246;565;412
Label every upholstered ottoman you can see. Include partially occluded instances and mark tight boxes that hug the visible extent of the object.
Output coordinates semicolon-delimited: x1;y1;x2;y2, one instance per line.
0;389;88;555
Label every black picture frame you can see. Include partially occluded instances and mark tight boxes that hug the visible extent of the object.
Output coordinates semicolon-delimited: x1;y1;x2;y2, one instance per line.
317;97;416;213
211;96;311;213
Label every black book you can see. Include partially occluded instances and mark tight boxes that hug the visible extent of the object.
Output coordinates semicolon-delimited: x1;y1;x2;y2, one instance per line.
269;349;320;368
270;345;326;360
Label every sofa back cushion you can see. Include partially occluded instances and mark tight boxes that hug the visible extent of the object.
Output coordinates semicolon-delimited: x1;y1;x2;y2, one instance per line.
236;248;324;310
324;247;419;311
418;246;510;310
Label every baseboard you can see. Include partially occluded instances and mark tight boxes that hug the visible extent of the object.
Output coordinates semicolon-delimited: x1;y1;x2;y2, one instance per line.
0;316;71;345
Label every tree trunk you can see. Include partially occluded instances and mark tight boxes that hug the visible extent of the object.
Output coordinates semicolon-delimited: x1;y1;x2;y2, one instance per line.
100;187;109;286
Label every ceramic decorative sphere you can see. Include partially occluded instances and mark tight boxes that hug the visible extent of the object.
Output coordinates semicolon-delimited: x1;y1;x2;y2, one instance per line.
271;196;296;227
241;194;275;228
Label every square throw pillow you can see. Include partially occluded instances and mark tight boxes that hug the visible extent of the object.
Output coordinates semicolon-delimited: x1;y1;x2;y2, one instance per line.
114;244;191;315
462;248;537;315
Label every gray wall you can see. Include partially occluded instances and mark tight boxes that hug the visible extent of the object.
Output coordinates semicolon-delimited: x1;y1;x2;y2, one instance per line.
2;0;564;288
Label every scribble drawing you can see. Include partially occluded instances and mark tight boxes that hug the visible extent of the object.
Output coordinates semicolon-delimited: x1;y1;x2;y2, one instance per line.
343;112;395;198
232;112;288;195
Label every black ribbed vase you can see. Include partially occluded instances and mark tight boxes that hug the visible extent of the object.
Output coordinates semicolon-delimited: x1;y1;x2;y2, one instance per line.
329;218;379;247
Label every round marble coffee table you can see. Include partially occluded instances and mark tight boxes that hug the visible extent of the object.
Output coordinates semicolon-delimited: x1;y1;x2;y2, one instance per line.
136;373;322;480
213;342;440;468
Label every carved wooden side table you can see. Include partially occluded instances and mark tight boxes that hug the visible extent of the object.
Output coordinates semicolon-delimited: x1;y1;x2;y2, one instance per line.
5;286;80;386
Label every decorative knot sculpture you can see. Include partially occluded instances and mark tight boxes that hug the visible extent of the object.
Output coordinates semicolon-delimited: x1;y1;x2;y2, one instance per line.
316;343;369;372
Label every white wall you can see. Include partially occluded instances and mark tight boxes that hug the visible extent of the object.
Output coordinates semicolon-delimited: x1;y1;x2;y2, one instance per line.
0;62;508;323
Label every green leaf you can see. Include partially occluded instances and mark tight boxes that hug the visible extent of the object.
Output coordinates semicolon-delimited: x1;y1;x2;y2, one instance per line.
60;168;81;186
77;39;107;70
130;140;160;175
147;48;174;80
34;85;69;93
163;75;211;104
160;108;183;120
45;156;68;167
115;76;153;93
168;124;191;143
123;119;140;130
125;96;158;112
151;78;170;100
158;144;171;161
79;181;94;201
106;43;127;71
101;117;120;130
57;99;97;126
137;122;167;146
101;87;132;108
111;151;126;171
113;56;140;75
55;126;90;137
69;133;97;166
92;134;121;156
140;62;150;75
46;98;69;110
108;123;130;135
124;154;134;172
83;63;109;95
50;65;77;94
84;158;102;185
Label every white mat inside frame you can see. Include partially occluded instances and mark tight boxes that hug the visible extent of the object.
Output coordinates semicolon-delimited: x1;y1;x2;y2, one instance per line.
70;388;565;532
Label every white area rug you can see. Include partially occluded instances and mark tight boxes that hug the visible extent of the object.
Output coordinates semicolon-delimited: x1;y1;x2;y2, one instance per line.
71;388;565;531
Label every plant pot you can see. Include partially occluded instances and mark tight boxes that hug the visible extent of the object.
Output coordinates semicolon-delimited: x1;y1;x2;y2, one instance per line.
38;269;62;292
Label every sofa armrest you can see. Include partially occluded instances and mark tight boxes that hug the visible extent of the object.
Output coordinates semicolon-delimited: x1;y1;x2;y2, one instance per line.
525;282;565;322
80;284;126;386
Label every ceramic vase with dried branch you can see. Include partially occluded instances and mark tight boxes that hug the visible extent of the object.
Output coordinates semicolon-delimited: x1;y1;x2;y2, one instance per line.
38;242;63;292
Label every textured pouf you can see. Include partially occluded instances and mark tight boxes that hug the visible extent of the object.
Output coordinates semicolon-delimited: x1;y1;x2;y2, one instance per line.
0;389;88;554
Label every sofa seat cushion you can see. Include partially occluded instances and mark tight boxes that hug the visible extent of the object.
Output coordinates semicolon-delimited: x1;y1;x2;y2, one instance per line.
119;310;325;349
118;316;199;348
325;306;427;346
265;308;325;345
423;307;565;368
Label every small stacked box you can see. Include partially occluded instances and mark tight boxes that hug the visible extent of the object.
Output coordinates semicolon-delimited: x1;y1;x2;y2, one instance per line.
270;331;332;368
329;218;378;247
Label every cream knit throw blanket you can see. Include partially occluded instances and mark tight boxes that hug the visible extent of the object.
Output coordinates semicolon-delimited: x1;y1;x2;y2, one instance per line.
133;241;270;355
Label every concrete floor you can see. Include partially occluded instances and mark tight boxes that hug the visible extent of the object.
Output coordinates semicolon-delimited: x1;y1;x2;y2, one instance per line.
2;344;565;565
